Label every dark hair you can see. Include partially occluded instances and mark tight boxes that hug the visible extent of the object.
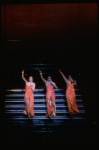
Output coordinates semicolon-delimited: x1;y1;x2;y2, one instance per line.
68;75;71;78
47;74;52;79
48;75;51;78
47;75;52;82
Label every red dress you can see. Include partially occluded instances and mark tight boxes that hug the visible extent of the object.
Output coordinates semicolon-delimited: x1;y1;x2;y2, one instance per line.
66;82;79;114
23;85;34;117
46;83;56;117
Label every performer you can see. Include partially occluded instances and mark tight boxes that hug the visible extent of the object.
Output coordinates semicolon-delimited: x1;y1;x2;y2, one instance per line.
22;70;35;118
39;70;58;119
59;69;79;118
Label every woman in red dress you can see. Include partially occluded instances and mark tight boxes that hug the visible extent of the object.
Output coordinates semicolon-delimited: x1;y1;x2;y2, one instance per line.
39;70;58;119
22;70;35;118
59;70;79;118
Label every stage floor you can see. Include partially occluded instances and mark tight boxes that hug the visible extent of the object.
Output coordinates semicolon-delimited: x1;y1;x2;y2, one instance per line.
2;118;97;146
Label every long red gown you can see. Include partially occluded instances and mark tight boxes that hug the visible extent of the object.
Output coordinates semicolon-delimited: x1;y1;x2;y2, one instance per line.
66;82;79;114
23;85;34;117
46;83;56;117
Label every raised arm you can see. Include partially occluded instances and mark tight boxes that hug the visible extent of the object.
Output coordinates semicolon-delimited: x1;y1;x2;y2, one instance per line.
22;70;28;83
59;69;69;83
39;70;47;84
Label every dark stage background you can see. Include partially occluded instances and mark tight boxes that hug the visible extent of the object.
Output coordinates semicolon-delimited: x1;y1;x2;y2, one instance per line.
1;3;97;123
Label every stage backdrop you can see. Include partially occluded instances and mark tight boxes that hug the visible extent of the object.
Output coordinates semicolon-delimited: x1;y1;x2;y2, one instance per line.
1;3;97;88
1;3;97;40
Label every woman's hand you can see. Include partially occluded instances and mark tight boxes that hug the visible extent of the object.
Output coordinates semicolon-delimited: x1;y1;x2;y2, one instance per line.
58;69;62;74
22;69;24;74
22;69;28;83
39;69;42;75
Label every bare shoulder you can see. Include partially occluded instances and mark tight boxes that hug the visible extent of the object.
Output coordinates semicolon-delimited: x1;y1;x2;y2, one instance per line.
46;81;48;86
32;82;35;86
67;81;70;84
26;81;29;85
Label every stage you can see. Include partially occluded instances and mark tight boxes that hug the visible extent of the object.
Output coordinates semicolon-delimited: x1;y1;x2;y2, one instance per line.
2;64;97;146
1;2;97;146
